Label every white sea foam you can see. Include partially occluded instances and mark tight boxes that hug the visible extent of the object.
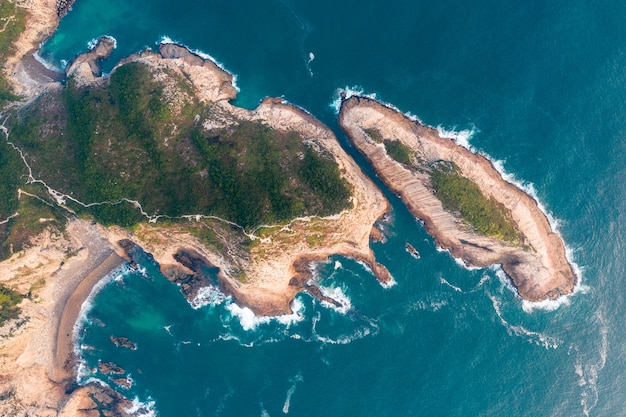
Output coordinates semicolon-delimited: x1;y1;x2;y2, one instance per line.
87;35;118;50
157;36;240;92
32;51;62;73
488;294;561;349
73;264;129;347
319;285;352;314
380;274;397;289
477;274;490;288
226;298;304;331
73;264;131;382
123;396;157;417
575;311;608;416
190;285;229;309
330;86;377;114
411;299;448;312
306;52;315;77
435;245;482;271
439;276;463;293
282;372;303;414
436;125;479;152
313;327;374;345
260;402;271;417
333;260;343;270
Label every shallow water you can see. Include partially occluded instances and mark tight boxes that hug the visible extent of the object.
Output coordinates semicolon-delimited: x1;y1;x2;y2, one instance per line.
43;0;626;415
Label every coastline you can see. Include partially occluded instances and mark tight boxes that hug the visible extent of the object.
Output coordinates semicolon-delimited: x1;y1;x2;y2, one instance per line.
0;219;129;415
339;96;576;302
2;0;62;99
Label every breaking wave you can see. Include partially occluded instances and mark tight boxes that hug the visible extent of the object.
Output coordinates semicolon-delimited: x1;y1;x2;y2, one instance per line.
124;396;157;417
225;298;305;331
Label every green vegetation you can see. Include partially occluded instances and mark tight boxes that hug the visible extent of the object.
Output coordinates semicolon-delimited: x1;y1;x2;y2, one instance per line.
0;186;65;260
7;62;352;230
363;127;383;143
0;139;25;219
430;162;520;243
383;139;412;166
0;284;23;326
0;0;26;106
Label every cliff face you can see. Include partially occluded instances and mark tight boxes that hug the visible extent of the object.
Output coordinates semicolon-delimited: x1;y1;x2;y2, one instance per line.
339;96;576;301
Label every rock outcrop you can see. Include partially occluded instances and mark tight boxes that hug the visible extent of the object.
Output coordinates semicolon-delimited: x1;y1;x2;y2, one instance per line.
339;96;576;301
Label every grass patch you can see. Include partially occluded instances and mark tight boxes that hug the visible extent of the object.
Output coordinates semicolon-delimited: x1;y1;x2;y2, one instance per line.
430;162;521;243
0;285;23;326
383;139;412;166
0;0;26;106
364;127;383;143
0;185;65;261
0;138;26;220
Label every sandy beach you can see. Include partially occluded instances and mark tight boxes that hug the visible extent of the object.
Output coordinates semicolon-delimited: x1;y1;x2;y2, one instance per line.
0;218;128;415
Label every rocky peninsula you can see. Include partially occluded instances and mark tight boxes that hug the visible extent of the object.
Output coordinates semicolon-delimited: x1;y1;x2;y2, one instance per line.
339;96;576;301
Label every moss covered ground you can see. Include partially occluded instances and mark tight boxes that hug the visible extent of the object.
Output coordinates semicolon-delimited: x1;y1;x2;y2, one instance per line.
430;162;521;243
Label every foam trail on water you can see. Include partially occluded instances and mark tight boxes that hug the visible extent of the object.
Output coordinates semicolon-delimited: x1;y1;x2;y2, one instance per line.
439;276;464;293
282;372;303;414
306;52;315;77
73;264;130;381
435;245;481;271
575;311;608;416
260;402;271;417
489;294;561;349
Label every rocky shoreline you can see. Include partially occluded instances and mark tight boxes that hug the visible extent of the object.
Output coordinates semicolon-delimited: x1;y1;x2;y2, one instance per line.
339;96;577;301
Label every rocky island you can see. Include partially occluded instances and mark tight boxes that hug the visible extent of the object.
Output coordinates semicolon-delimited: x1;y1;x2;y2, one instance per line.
339;96;576;301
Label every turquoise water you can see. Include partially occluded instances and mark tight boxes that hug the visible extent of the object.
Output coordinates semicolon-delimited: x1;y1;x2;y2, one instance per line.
42;1;626;415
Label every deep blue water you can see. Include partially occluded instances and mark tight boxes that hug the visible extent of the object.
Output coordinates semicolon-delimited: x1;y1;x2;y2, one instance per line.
41;1;626;416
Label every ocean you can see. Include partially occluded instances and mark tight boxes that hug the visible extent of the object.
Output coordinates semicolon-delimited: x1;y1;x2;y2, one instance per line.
39;0;626;415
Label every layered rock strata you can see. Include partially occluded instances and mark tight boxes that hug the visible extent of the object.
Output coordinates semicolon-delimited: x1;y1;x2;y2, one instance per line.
339;96;576;301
